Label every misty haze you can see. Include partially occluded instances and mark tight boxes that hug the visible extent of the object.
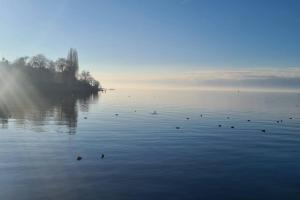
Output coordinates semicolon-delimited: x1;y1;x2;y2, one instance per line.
0;1;300;200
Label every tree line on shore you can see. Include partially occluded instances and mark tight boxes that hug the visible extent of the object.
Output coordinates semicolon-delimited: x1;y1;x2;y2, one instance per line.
0;48;101;93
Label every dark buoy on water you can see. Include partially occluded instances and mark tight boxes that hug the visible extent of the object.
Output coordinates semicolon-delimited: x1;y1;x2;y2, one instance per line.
276;121;279;123
200;114;203;117
186;117;190;120
261;129;266;133
77;156;82;161
289;117;293;120
84;117;87;119
227;117;230;119
176;126;181;129
115;113;119;116
218;125;222;127
247;120;251;122
101;154;104;159
231;126;235;129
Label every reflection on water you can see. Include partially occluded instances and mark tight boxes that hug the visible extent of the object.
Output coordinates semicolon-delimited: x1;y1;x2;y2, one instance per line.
0;89;300;200
0;92;99;134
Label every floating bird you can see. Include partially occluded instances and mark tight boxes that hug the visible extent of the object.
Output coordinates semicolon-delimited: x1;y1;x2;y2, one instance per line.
176;126;181;129
247;120;251;122
261;129;266;133
200;114;203;117
289;117;293;120
77;156;82;161
186;117;190;120
227;117;230;119
280;120;283;123
218;125;222;127
134;110;137;112
84;117;87;119
115;113;119;116
101;154;104;159
276;121;279;123
151;111;158;115
231;126;235;129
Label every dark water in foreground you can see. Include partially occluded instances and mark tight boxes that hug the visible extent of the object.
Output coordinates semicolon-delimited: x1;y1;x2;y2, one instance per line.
0;89;300;200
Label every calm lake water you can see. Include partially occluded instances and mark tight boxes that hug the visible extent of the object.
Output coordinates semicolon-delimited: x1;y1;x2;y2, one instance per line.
0;89;300;200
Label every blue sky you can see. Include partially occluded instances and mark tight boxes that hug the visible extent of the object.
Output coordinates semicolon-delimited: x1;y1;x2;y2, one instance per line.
0;0;300;89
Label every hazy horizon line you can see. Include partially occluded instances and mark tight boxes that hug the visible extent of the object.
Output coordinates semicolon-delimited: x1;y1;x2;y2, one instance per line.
95;68;300;92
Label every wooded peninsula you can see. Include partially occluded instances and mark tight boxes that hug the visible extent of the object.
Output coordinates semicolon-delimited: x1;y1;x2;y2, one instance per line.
0;48;101;94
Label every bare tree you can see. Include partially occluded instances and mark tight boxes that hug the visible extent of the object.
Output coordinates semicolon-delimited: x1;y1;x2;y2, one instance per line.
48;60;56;72
29;54;49;69
55;58;67;72
12;57;29;68
79;70;91;81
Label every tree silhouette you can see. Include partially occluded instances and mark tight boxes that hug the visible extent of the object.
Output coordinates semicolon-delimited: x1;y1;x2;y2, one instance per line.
65;48;79;85
0;48;101;94
55;58;67;72
29;54;49;69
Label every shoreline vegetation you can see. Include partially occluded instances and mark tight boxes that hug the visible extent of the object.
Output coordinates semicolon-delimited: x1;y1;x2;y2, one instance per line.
0;48;102;94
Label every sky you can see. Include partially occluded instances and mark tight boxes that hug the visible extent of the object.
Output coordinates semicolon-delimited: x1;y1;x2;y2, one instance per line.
0;0;300;90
